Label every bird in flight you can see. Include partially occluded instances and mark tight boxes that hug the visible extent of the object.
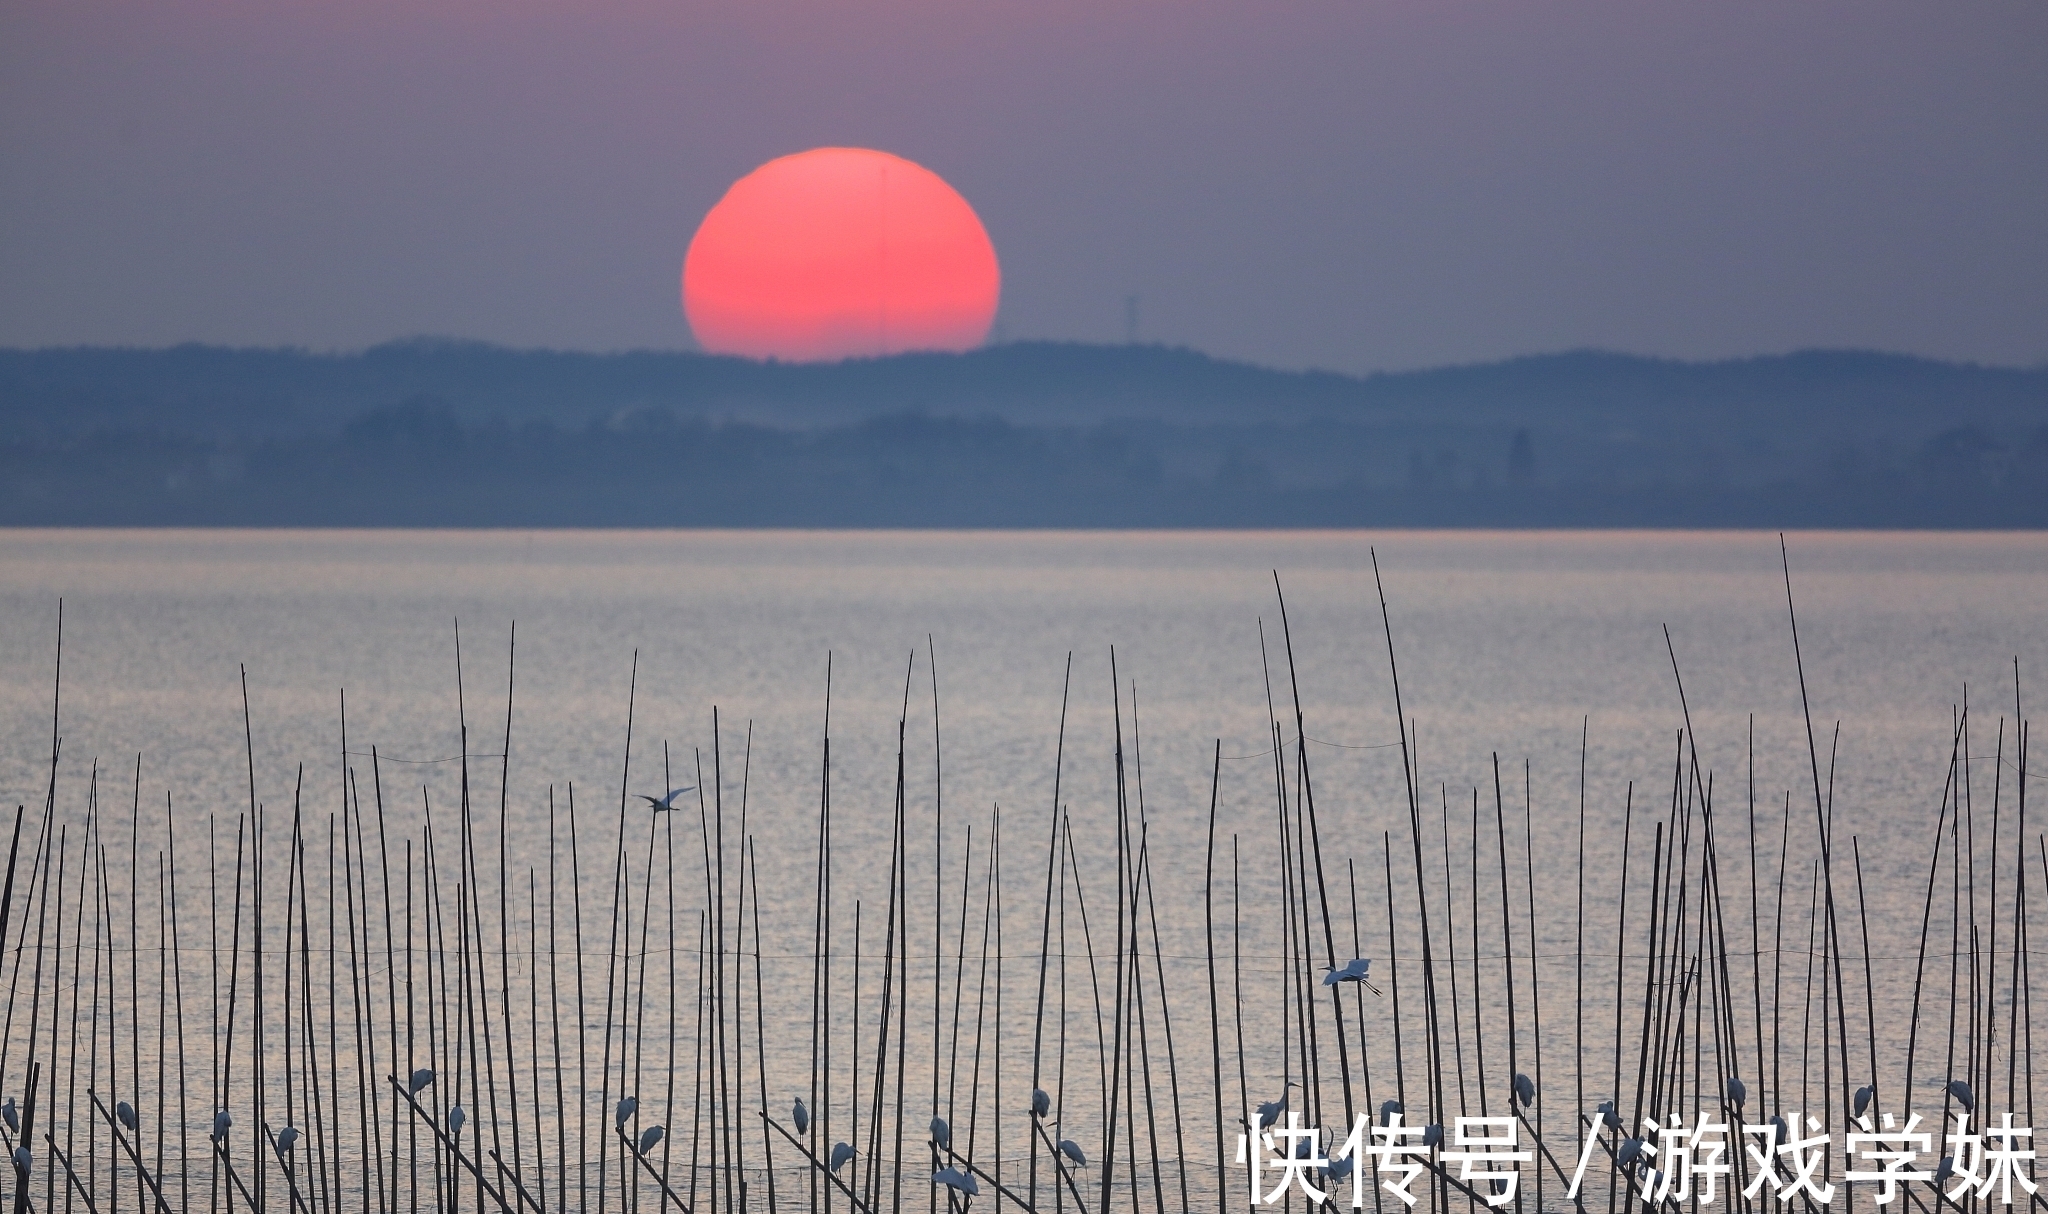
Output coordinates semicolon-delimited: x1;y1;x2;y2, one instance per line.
638;787;696;812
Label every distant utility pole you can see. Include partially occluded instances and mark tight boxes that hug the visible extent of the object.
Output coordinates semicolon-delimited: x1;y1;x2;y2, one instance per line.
1125;295;1139;344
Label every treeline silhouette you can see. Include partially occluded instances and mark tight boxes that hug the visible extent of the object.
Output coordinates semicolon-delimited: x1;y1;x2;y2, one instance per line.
0;341;2041;526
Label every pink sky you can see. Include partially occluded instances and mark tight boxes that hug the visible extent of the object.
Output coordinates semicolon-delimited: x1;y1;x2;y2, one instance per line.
2;0;2042;371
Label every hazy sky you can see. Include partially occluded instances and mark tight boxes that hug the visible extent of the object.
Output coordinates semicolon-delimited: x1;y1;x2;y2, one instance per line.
3;0;2043;372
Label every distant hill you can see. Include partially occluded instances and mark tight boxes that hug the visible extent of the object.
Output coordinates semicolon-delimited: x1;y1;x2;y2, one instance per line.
0;341;2041;526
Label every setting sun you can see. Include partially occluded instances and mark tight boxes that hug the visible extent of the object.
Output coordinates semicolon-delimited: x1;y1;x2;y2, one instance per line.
682;147;1001;362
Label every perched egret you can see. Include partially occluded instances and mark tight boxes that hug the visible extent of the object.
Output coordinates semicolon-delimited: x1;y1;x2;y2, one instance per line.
212;1110;232;1143
1321;958;1384;996
1512;1073;1536;1109
1935;1157;1955;1182
1768;1115;1790;1145
1854;1085;1875;1118
1379;1100;1403;1126
116;1101;138;1132
930;1116;952;1150
1617;1139;1644;1166
793;1097;809;1135
3;1097;19;1133
1726;1076;1747;1110
11;1147;26;1174
638;1125;665;1156
1946;1080;1975;1113
829;1142;854;1174
1030;1089;1051;1118
276;1127;300;1155
409;1069;435;1095
616;1097;638;1130
1058;1139;1088;1167
1421;1125;1443;1149
1254;1081;1299;1130
1326;1153;1356;1181
933;1167;981;1195
638;788;695;812
1595;1101;1623;1131
449;1106;466;1135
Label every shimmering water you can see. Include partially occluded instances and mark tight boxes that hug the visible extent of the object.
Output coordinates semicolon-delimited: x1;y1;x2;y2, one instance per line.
0;528;2037;1211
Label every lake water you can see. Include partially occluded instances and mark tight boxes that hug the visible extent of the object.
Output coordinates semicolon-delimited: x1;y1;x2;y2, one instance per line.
0;528;2038;1210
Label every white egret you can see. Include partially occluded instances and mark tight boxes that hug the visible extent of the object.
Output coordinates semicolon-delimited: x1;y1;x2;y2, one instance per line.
616;1097;638;1130
409;1069;435;1095
1379;1100;1403;1126
1595;1100;1623;1131
1254;1081;1299;1130
1326;1153;1356;1181
1321;958;1384;996
1854;1085;1874;1118
11;1147;26;1173
1512;1073;1536;1109
638;788;695;812
930;1116;951;1149
1058;1139;1088;1167
116;1101;138;1132
792;1097;809;1135
829;1142;854;1173
1946;1080;1974;1113
212;1110;232;1143
449;1106;466;1135
933;1167;981;1195
2;1097;18;1133
1726;1077;1746;1110
638;1125;665;1155
1030;1089;1051;1118
1421;1125;1443;1149
1616;1138;1644;1166
276;1127;300;1155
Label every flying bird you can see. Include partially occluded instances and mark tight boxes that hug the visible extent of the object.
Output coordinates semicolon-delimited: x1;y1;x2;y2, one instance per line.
212;1110;232;1143
1321;958;1384;996
1854;1085;1875;1118
1058;1139;1088;1167
792;1097;809;1135
1512;1073;1536;1109
638;1125;665;1156
933;1167;981;1195
616;1097;638;1130
116;1101;138;1132
929;1116;951;1150
1726;1076;1746;1110
276;1127;300;1155
1030;1089;1051;1118
829;1142;854;1174
638;787;696;812
1946;1080;1974;1113
409;1069;435;1095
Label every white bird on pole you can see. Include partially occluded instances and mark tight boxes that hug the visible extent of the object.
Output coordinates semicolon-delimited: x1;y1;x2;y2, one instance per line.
616;1096;638;1130
1030;1089;1051;1118
1254;1081;1299;1130
1;1098;18;1133
212;1110;232;1144
116;1101;139;1132
410;1069;435;1095
276;1127;300;1155
930;1117;951;1150
1726;1077;1746;1110
792;1097;809;1135
933;1167;981;1196
449;1106;466;1135
829;1142;854;1173
1512;1073;1536;1109
1058;1139;1088;1167
638;1125;665;1156
1321;958;1384;996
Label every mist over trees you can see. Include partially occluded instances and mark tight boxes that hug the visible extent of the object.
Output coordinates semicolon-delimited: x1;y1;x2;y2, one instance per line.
0;341;2041;527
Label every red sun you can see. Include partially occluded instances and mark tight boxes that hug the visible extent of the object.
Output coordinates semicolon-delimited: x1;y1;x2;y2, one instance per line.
682;148;1001;362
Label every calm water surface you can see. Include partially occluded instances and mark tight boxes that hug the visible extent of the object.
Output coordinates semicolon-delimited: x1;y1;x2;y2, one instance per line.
0;529;2038;1208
